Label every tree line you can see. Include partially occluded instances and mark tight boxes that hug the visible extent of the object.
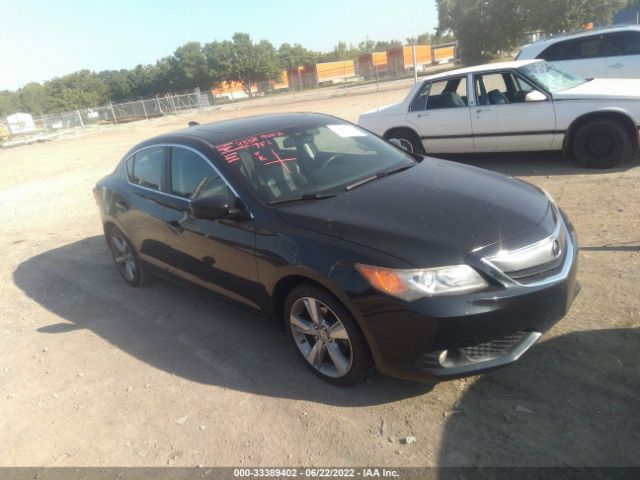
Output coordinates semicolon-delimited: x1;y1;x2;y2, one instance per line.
437;0;634;64
0;31;449;117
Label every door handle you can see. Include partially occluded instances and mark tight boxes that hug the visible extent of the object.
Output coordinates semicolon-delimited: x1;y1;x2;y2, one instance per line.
416;113;428;118
114;201;129;212
609;63;623;69
476;108;490;113
166;220;183;234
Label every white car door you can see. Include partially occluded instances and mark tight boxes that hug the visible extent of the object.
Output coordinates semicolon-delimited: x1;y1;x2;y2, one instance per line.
470;70;557;152
405;76;474;153
604;31;640;78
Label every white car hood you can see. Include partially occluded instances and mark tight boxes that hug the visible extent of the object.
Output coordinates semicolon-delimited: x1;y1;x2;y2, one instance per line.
554;78;640;100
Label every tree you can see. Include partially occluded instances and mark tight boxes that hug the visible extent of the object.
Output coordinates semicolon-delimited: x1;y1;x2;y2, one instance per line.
18;82;48;115
277;43;319;69
436;0;625;65
373;40;402;50
226;33;280;97
0;90;20;116
171;42;209;91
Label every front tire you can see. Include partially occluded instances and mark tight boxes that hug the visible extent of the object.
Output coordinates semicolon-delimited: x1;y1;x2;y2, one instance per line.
385;129;425;154
573;119;631;169
284;285;372;385
106;225;153;287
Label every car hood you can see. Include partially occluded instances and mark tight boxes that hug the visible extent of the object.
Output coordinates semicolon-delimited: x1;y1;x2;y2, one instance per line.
276;158;554;267
554;78;640;100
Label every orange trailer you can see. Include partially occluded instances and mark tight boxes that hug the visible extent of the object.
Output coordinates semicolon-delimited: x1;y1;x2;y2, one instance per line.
357;51;388;78
386;45;431;73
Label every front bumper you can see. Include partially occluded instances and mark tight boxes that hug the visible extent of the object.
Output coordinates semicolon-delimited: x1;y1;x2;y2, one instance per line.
348;216;580;382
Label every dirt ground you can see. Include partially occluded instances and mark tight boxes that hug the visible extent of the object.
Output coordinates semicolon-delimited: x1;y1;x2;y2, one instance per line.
0;86;638;468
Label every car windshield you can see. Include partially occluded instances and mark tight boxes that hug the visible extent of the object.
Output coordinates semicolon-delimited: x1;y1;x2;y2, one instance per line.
213;120;416;203
518;61;588;93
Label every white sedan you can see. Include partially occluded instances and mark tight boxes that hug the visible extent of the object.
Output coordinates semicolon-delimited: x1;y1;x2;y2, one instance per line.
358;60;640;168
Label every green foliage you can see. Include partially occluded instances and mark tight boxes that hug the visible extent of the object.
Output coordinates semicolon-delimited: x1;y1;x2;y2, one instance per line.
437;0;625;65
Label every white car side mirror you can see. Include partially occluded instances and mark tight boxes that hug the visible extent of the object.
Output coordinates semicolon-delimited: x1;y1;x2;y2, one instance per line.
525;90;547;102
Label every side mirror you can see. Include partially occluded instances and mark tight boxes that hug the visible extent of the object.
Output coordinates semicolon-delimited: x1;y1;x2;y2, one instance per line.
190;194;230;220
525;90;547;102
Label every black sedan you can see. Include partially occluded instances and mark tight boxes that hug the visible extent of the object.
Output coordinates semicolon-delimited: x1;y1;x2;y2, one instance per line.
93;113;579;385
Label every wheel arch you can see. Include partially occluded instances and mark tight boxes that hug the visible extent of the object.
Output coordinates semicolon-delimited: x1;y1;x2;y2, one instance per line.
269;270;383;363
564;110;639;152
383;125;421;141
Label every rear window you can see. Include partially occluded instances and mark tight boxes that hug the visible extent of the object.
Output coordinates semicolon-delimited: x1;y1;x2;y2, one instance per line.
538;35;604;61
127;147;164;190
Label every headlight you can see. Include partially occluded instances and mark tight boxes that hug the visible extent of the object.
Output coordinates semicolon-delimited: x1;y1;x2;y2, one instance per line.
355;263;488;301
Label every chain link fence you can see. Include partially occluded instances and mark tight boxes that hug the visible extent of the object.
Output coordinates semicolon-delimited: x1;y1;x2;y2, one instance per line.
1;60;459;148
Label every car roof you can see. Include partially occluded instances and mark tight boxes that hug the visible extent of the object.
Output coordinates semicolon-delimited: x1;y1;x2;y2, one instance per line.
141;112;334;147
519;25;640;58
420;59;541;82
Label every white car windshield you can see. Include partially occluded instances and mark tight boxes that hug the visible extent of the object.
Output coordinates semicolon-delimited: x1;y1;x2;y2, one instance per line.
518;61;588;93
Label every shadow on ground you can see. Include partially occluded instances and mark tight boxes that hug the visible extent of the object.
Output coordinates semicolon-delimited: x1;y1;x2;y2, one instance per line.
437;327;640;467
13;236;433;406
438;151;639;177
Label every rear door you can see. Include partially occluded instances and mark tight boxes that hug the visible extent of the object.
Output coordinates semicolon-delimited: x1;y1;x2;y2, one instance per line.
162;146;262;312
118;146;172;269
538;34;607;78
471;70;556;151
604;31;640;78
406;76;474;153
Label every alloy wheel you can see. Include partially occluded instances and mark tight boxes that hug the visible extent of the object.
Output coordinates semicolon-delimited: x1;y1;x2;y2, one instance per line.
289;297;353;378
109;233;136;282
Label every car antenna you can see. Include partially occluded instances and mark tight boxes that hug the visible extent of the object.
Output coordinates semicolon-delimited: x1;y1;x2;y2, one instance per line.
188;121;200;127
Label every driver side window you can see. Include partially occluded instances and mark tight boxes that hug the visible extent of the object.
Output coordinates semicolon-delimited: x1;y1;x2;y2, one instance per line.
170;147;231;201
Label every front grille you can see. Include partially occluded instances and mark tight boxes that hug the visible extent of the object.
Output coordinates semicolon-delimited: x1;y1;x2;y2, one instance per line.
483;219;571;286
460;331;529;361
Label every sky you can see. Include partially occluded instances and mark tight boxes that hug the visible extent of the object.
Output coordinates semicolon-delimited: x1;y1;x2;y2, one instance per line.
0;0;438;91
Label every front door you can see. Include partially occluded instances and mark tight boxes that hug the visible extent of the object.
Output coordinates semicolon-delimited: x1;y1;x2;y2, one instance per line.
406;76;474;153
471;70;557;152
162;146;261;312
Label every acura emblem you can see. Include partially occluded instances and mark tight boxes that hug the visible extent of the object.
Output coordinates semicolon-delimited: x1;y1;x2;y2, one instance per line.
552;240;561;257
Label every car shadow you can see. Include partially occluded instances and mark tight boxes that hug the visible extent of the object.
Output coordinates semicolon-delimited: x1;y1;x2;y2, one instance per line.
437;327;640;468
13;236;433;406
435;150;639;177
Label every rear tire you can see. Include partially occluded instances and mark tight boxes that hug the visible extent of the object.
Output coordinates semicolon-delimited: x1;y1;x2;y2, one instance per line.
385;129;425;154
106;225;153;287
284;284;372;386
573;119;631;169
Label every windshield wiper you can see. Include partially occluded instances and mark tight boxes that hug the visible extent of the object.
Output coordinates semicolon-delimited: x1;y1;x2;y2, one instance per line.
269;192;336;205
345;163;416;191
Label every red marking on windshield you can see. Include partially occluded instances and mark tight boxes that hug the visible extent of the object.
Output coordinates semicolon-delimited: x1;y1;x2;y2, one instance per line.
215;130;291;168
264;148;296;173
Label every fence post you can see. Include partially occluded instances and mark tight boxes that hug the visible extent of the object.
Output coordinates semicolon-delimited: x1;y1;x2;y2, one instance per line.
76;109;85;128
413;44;418;84
155;94;162;115
169;94;177;114
195;87;202;112
375;66;379;93
140;98;148;120
316;73;320;100
109;102;118;125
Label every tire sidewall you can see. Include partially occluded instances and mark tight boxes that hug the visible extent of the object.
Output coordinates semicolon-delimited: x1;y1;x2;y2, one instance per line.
106;225;145;287
284;284;371;385
386;130;425;155
574;120;630;169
